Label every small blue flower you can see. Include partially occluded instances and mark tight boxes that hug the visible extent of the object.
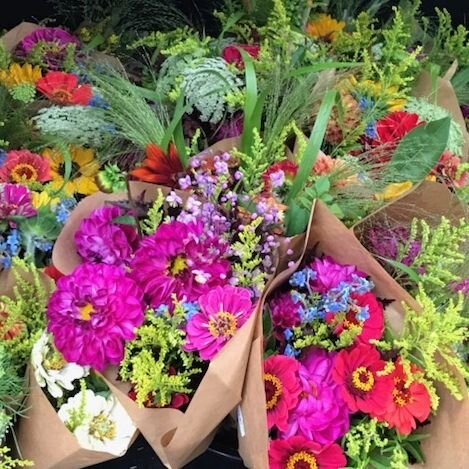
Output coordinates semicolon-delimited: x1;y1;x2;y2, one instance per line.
284;328;293;341
154;304;169;316
364;122;377;139
284;344;299;358
182;301;200;321
356;305;370;322
0;149;7;167
358;96;374;111
88;95;109;109
34;239;53;252
350;274;374;294
54;199;76;224
290;270;307;288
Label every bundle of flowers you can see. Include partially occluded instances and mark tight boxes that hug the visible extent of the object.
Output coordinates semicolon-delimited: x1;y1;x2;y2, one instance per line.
236;200;469;469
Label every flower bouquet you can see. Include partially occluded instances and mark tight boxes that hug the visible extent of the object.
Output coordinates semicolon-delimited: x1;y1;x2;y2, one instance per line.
237;200;469;469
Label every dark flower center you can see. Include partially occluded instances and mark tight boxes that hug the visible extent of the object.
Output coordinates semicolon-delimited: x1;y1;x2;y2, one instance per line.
264;373;282;410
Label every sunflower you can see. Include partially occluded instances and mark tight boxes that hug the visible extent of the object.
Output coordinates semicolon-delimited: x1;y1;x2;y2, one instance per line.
42;146;99;196
306;14;345;42
31;190;60;209
0;63;42;88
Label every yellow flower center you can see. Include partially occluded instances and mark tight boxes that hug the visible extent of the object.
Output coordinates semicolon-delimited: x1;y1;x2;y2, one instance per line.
44;351;66;371
286;451;318;469
351;366;375;392
79;303;96;321
89;413;116;442
264;373;283;410
169;255;187;276
392;378;412;407
207;312;237;338
11;163;38;183
52;89;73;103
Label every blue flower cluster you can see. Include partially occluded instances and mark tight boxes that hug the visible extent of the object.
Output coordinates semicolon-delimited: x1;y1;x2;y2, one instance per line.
0;229;21;269
53;198;77;224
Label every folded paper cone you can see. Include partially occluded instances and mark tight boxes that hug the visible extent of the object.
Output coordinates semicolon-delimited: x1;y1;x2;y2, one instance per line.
413;67;469;158
238;200;469;468
0;22;41;52
16;369;135;469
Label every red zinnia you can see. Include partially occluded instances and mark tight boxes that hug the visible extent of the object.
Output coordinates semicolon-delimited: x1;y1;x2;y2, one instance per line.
327;292;384;344
262;160;298;192
269;436;346;469
264;355;302;432
332;343;393;415
0;150;51;184
130;143;183;187
36;71;92;105
375;358;431;435
43;264;64;282
222;44;260;69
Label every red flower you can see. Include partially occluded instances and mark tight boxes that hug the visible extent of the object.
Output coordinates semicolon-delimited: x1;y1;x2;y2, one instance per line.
130;143;183;187
43;264;64;282
326;292;384;344
375;358;431;435
364;111;422;162
0;150;51;184
332;344;393;414
36;71;92;105
262;160;298;192
269;436;346;469
264;355;302;432
432;151;469;188
222;44;260;69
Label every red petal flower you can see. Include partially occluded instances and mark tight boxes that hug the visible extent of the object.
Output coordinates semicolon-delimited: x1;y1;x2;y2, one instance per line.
36;71;92;105
44;264;64;282
222;44;260;69
332;343;393;414
269;435;346;469
375;358;431;435
0;150;51;184
130;143;183;187
262;160;298;192
264;355;302;432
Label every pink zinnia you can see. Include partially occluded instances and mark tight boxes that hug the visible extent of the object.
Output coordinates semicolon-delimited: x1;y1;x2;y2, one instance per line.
309;256;365;294
268;292;302;334
46;263;144;371
0;184;37;221
264;355;302;432
184;285;254;360
75;205;139;267
130;218;231;307
281;348;350;445
269;436;346;469
0;150;51;184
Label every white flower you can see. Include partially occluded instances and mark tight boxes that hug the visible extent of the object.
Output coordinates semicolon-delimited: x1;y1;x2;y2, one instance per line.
58;390;135;456
32;331;89;398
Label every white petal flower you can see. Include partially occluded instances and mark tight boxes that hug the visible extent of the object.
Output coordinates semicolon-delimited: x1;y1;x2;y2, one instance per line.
32;331;89;398
58;389;135;456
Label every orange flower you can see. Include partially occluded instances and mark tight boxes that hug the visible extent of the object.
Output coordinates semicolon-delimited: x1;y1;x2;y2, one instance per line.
130;143;183;187
36;71;92;105
306;14;345;42
0;302;24;340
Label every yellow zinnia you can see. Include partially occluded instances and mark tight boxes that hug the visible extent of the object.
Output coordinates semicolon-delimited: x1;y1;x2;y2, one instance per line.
31;191;60;209
375;181;413;201
42;146;99;196
0;63;42;88
306;14;345;42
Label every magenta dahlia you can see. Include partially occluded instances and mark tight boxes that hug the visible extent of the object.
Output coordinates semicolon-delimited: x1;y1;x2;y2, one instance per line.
281;348;350;445
46;263;144;371
309;256;365;294
130;218;231;307
268;292;302;333
184;285;254;360
75;205;139;267
0;184;37;221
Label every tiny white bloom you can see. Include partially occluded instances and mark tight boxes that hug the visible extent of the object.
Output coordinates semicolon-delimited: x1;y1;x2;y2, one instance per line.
58;389;135;456
32;331;89;398
192;269;211;284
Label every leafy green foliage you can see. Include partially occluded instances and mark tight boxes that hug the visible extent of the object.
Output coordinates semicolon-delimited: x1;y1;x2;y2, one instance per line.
0;447;33;468
119;303;202;407
141;190;165;235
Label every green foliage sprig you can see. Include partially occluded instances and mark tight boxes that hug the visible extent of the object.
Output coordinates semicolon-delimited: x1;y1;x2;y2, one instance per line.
119;301;202;407
0;447;33;468
141;189;165;235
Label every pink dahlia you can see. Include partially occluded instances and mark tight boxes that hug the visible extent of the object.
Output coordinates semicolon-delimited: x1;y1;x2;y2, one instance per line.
0;150;51;184
309;256;365;294
184;285;254;360
281;348;350;445
0;184;37;221
46;263;144;371
264;355;302;432
326;292;384;344
75;205;139;267
130;218;231;307
268;292;302;334
269;436;346;469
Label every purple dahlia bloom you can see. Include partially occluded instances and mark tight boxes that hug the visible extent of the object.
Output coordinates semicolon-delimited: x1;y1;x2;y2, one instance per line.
75;205;139;267
130;218;231;307
47;263;144;371
281;348;350;445
0;183;37;222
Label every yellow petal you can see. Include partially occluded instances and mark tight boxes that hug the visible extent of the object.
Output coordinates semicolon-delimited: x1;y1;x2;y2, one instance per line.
375;181;413;201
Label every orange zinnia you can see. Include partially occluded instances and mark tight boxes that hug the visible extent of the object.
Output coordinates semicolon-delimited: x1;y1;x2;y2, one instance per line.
130;143;183;187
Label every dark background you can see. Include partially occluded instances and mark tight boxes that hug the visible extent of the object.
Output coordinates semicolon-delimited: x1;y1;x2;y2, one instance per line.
1;0;467;30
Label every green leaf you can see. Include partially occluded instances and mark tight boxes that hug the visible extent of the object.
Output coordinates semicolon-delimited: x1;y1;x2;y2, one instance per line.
287;89;336;202
289;62;362;77
112;215;137;226
380;257;421;283
387;117;451;183
314;176;331;195
285;199;310;236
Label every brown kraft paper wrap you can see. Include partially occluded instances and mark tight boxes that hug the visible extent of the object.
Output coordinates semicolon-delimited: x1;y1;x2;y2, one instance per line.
16;369;135;469
412;62;469;158
238;200;469;469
